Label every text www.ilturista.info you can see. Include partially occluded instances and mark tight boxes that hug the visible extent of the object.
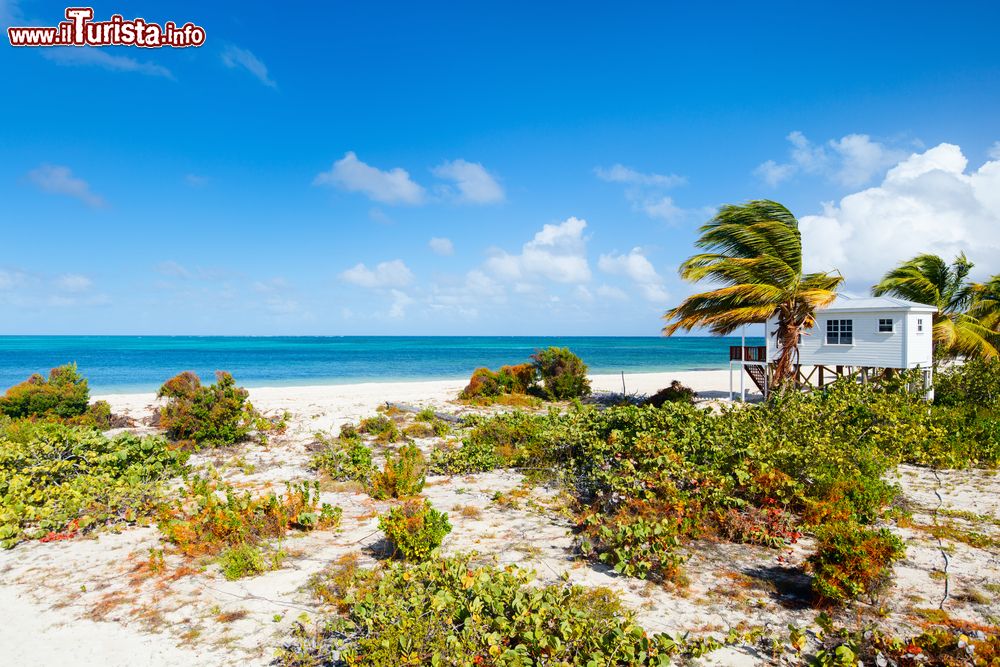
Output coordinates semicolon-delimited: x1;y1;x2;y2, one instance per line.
7;7;206;48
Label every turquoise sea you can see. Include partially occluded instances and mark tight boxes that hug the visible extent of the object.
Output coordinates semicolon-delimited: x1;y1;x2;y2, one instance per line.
0;336;764;394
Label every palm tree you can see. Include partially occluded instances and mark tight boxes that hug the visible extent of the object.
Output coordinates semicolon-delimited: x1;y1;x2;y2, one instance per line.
872;253;998;359
663;200;843;386
970;274;1000;332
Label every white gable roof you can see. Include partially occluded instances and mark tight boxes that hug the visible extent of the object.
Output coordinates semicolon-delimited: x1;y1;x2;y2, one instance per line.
819;294;937;313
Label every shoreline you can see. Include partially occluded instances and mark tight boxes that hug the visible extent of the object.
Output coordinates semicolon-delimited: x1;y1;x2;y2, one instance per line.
93;369;745;403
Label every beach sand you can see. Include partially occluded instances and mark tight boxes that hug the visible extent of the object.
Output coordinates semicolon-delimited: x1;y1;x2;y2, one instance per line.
2;369;995;666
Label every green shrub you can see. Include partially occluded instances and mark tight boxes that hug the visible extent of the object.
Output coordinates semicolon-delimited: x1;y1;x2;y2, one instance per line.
807;521;905;605
0;420;188;548
377;499;451;561
430;410;550;474
157;371;260;448
358;415;400;443
0;363;90;420
370;443;426;499
643;380;697;406
934;358;1000;409
219;543;268;580
459;362;538;401
531;346;591;400
276;554;710;666
311;434;375;484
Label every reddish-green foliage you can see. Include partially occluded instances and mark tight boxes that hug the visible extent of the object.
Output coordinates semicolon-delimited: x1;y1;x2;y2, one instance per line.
157;371;260;448
530;346;591;400
459;363;538;400
377;499;451;561
0;363;89;420
158;476;341;557
370;443;426;499
807;521;905;605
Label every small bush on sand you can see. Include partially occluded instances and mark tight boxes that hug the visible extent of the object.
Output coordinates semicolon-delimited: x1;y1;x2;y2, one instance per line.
531;346;591;400
0;420;187;548
430;411;550;474
643;380;697;406
218;543;268;580
158;476;341;557
370;443;426;499
358;415;400;443
377;499;451;561
310;434;375;485
0;363;90;420
157;371;264;448
807;521;904;605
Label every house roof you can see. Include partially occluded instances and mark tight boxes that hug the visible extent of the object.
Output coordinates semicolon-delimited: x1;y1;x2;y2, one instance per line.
820;295;938;313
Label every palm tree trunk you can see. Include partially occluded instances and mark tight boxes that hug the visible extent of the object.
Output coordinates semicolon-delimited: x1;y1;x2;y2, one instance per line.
772;319;801;389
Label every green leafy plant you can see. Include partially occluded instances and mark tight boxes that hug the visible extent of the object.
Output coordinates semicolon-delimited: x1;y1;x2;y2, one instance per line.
643;380;697;406
370;443;426;499
157;371;262;448
377;499;451;562
530;346;591;400
0;420;188;549
807;521;905;605
310;433;375;484
357;415;401;443
276;554;715;666
0;363;90;420
158;476;340;557
218;543;268;580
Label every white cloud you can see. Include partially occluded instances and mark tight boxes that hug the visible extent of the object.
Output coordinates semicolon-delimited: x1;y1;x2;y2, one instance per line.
340;259;414;288
0;269;24;291
388;289;414;318
429;237;454;256
155;260;191;278
55;274;92;293
27;165;104;207
485;217;591;284
184;174;208;187
800;143;1000;283
598;248;669;302
432;159;504;204
596;284;629;301
314;152;425;205
755;131;905;188
989;141;1000;160
594;164;686;188
595;163;689;222
221;44;276;88
42;48;173;79
753;159;796;187
639;196;685;223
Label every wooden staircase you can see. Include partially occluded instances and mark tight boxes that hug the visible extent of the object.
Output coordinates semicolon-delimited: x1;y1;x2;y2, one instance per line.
729;345;770;396
743;363;768;394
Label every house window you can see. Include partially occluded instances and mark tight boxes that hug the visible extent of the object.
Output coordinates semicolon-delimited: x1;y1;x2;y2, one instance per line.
917;318;924;333
826;319;853;345
878;318;894;333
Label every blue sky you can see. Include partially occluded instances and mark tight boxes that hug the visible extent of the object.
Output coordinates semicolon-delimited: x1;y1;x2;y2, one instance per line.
2;0;999;335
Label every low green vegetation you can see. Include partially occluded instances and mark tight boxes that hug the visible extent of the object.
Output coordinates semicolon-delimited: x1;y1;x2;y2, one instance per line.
430;367;1000;603
459;346;591;402
0;419;188;548
377;498;451;561
358;415;401;443
0;363;121;428
370;442;426;499
276;554;719;666
310;431;375;485
157;371;280;449
806;523;905;605
157;476;341;557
